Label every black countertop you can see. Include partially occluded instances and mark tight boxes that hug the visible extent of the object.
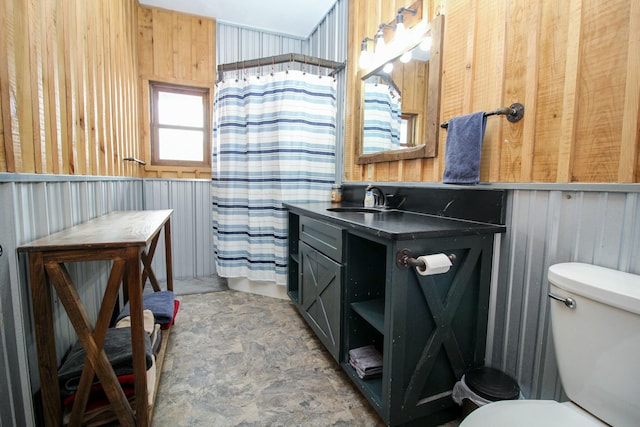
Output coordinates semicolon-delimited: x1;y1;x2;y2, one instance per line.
284;202;507;241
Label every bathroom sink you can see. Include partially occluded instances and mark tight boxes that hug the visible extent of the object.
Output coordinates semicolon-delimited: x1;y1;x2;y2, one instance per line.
326;207;386;213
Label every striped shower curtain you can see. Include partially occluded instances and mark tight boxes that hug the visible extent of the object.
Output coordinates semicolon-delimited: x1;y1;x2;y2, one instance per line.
212;70;337;285
362;81;402;153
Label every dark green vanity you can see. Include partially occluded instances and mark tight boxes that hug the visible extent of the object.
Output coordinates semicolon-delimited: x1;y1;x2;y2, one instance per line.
285;186;506;426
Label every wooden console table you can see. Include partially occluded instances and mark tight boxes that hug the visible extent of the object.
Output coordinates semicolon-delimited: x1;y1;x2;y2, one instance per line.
18;210;174;427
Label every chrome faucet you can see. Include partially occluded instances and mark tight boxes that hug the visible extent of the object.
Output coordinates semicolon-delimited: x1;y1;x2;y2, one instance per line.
365;185;386;208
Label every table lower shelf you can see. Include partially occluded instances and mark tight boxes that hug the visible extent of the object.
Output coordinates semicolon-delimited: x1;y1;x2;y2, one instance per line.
62;328;171;426
148;328;170;423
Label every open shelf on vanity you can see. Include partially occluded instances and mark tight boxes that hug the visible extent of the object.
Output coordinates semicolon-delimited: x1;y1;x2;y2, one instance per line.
287;212;301;303
342;313;385;410
350;298;384;334
341;361;384;408
342;233;387;411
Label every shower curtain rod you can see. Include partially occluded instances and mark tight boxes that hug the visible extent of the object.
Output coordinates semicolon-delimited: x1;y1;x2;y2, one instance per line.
217;53;345;78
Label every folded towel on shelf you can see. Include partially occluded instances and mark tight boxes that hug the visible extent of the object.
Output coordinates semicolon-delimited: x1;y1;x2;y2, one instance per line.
115;311;162;355
442;112;487;184
160;299;180;330
58;327;153;395
62;356;156;425
63;372;137;412
150;324;162;355
349;345;383;380
116;290;175;325
115;309;155;334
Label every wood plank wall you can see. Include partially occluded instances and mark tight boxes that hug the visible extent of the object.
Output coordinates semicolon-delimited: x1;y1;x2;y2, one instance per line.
0;0;141;177
137;6;216;179
346;0;640;183
4;0;636;184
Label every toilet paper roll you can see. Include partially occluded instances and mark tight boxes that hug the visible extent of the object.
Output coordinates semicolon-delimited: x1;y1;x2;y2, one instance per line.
415;253;452;276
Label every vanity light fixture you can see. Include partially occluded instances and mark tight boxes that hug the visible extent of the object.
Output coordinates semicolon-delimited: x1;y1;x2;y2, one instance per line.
376;23;397;54
395;7;417;44
359;37;375;69
382;62;394;73
359;2;425;72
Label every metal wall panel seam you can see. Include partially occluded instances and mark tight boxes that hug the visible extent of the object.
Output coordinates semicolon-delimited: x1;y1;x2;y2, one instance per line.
0;182;36;426
619;192;640;272
484;233;502;363
535;190;563;399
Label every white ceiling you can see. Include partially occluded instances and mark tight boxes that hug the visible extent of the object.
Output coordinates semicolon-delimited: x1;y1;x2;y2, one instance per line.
139;0;338;39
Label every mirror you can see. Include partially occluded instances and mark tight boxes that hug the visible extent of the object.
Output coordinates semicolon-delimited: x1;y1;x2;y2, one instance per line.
356;14;443;164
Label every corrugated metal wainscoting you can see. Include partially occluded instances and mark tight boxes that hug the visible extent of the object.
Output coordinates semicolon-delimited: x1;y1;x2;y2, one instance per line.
0;176;143;426
143;179;216;280
489;188;640;401
0;176;215;425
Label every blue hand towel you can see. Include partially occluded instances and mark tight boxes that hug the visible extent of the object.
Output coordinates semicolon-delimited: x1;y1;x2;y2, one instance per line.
117;290;175;324
442;112;487;184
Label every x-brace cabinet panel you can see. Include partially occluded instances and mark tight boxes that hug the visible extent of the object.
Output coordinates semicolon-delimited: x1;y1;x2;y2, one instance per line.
300;241;343;361
384;234;494;426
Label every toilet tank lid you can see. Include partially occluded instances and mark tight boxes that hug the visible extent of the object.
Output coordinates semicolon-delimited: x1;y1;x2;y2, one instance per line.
548;263;640;315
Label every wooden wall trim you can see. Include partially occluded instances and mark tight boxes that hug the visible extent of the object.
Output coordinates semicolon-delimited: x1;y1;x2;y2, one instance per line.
555;0;582;183
0;0;15;172
619;0;640;183
519;0;541;182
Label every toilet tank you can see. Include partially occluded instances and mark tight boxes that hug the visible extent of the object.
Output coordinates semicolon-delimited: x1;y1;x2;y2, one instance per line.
548;262;640;426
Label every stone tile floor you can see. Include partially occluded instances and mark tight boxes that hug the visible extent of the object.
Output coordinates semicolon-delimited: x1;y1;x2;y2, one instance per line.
152;283;460;427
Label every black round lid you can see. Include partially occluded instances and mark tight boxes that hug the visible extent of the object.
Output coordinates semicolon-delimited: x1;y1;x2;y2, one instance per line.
464;367;520;401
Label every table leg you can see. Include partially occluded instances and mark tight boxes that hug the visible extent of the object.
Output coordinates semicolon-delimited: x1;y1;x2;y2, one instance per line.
164;219;173;292
28;252;62;426
125;246;149;426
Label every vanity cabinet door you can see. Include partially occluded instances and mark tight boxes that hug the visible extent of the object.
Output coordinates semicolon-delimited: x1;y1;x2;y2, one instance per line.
300;241;342;361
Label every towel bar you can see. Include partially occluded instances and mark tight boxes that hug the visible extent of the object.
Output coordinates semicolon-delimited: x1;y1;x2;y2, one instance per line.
123;157;147;165
440;102;524;129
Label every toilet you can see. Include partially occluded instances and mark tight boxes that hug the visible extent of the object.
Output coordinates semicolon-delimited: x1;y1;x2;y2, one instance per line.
461;262;640;426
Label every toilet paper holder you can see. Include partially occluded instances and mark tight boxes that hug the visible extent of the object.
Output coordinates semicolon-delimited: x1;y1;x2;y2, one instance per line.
395;248;456;271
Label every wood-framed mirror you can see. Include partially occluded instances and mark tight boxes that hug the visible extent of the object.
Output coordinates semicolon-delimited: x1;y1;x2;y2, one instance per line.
356;14;443;164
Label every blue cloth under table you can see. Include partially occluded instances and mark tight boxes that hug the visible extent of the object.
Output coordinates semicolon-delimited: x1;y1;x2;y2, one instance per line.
117;290;176;325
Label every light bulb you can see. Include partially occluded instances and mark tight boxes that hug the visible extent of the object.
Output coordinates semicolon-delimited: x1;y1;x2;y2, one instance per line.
383;62;393;73
359;51;372;69
395;23;407;44
394;13;408;45
395;8;416;46
400;50;412;63
375;34;386;54
419;37;432;52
